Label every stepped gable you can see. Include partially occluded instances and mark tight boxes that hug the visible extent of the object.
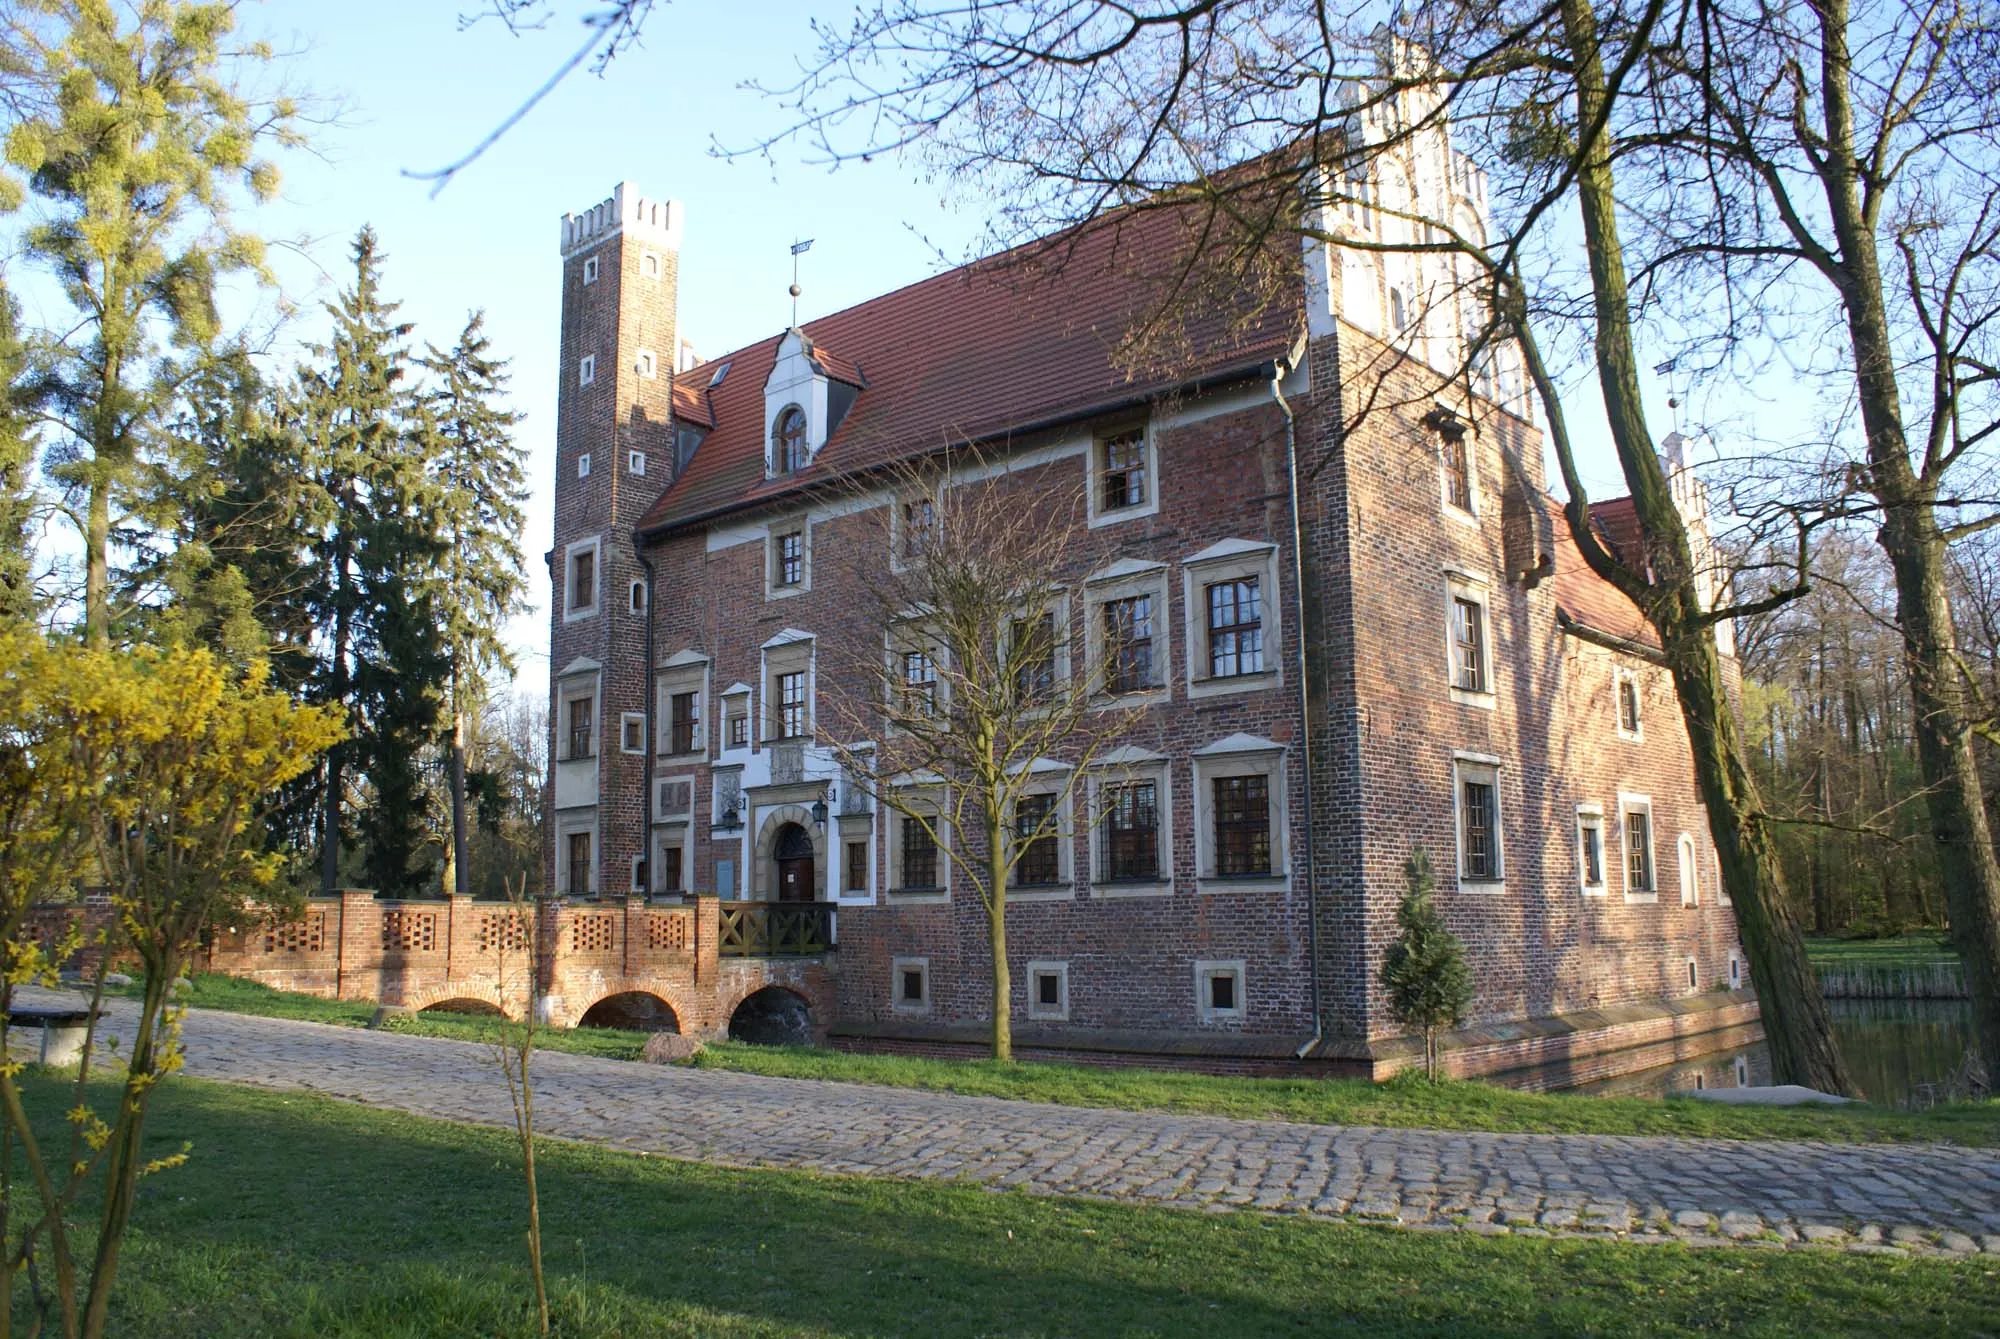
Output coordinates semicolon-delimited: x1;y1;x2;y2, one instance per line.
638;209;1301;536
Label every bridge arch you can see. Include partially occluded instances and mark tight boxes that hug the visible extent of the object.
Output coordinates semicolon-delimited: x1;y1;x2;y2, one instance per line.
726;983;815;1046
404;982;512;1018
577;989;682;1033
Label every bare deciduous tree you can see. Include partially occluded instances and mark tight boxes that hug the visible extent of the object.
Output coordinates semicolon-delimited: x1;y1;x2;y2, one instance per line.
816;448;1140;1062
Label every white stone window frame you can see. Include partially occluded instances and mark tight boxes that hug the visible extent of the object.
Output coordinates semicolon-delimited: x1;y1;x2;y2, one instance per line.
581;255;599;285
1085;421;1162;529
629;853;648;894
1006;760;1076;902
557;679;598;762
1191;735;1289;894
1194;958;1247;1023
578;353;596;387
884;616;949;730
656;656;710;762
635;349;658;380
761;634;816;743
1183;540;1282;700
719;683;752;754
891;955;931;1014
651;822;691;896
1085;560;1172;709
1614;665;1645;741
618;712;646;756
1001;594;1072;705
1087;749;1173;899
1451;750;1505;894
1435;411;1481;526
887;486;945;575
562;536;602;623
1443;567;1496;710
629;449;647;477
1678;831;1700;907
1026;960;1070;1020
1727;950;1744;989
764;516;813;600
886;783;950;903
1576;803;1607;898
555;815;597;897
628;578;646;614
1619;792;1658;903
577;452;592;479
1684;955;1700;993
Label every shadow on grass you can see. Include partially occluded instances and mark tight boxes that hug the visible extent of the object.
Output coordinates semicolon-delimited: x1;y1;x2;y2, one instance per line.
13;1076;1988;1338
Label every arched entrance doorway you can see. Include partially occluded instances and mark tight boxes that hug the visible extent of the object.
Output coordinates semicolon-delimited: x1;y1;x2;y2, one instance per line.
773;822;816;902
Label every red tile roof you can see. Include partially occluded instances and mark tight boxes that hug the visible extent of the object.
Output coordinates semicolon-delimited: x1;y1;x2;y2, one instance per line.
637;208;1302;536
1549;495;1657;647
669;378;714;429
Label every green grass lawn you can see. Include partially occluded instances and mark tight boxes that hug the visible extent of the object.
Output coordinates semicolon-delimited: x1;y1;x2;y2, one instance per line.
1804;934;1959;969
688;1041;2000;1146
14;1073;1997;1338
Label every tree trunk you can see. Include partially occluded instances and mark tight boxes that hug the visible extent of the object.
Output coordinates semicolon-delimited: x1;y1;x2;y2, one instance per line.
450;662;470;899
1665;626;1855;1092
84;471;110;650
1811;0;2000;1080
1556;0;1852;1093
321;496;353;895
987;813;1011;1062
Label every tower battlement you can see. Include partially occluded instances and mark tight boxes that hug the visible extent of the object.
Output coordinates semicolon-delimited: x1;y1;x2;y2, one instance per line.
560;181;684;258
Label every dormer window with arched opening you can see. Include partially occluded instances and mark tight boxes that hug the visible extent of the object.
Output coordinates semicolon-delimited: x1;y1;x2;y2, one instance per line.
773;405;807;475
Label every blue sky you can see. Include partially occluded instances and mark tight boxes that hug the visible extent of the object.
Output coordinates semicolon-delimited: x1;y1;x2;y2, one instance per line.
235;0;996;686
13;1;1667;687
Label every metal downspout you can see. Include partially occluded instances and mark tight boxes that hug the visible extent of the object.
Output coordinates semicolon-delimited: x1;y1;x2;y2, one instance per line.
1273;363;1324;1061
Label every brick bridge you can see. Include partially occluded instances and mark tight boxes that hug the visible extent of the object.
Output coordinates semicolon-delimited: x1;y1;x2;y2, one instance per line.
201;892;837;1038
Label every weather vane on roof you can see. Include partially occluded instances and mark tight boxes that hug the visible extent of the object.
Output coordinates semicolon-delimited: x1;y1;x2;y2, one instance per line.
790;238;813;329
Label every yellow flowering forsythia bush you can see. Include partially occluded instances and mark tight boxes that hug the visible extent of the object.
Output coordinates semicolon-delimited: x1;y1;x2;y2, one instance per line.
0;631;343;1339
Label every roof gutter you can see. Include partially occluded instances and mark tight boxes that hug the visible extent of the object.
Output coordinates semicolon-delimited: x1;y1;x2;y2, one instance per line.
1554;608;1669;667
634;353;1289;543
1271;361;1323;1063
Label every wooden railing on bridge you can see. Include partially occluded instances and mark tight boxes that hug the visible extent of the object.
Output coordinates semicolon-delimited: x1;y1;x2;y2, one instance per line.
717;901;836;958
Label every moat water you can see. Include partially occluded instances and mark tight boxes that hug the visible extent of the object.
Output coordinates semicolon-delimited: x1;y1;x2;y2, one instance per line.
1561;999;1974;1105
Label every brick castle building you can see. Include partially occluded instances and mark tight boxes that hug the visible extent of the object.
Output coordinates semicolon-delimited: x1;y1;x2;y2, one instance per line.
543;103;1755;1081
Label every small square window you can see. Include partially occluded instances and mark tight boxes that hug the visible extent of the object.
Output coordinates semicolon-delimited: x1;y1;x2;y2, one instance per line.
726;705;748;749
579;354;596;387
636;350;657;380
892;957;930;1013
620;713;645;755
1027;961;1069;1020
1195;960;1245;1021
845;840;869;896
1621;796;1657;900
578;453;592;479
629;450;647;476
582;255;599;285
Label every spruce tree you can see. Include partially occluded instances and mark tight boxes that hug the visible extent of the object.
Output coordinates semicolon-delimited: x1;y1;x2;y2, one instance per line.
295;228;425;894
418;313;527;899
1380;849;1475;1080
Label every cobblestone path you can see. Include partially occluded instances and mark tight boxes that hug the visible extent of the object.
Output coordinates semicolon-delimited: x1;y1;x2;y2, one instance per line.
122;1004;2000;1256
